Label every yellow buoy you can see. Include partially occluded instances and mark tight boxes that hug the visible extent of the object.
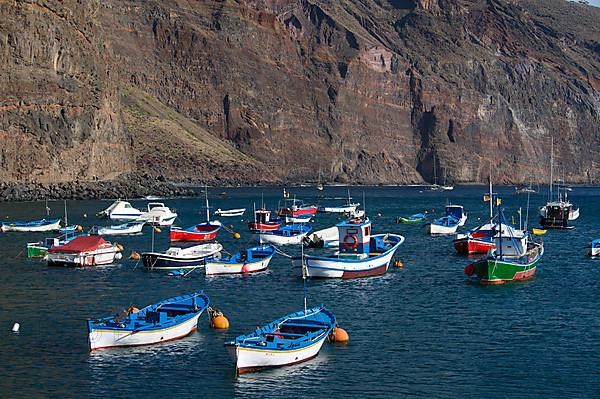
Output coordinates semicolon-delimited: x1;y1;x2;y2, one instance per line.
129;250;141;260
116;244;124;252
329;326;349;343
233;232;241;239
393;259;404;268
76;225;83;231
153;227;162;233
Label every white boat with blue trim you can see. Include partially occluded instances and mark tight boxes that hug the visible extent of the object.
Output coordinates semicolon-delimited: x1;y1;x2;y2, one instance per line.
205;244;276;275
225;305;335;374
294;218;405;279
258;224;313;245
87;292;209;350
1;218;61;232
97;200;144;220
96;221;145;235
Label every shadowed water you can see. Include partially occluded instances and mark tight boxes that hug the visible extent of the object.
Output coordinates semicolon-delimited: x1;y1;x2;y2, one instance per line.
0;186;598;398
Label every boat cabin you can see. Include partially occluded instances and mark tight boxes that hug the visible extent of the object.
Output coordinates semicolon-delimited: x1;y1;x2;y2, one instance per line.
337;218;371;256
445;205;465;220
254;210;273;224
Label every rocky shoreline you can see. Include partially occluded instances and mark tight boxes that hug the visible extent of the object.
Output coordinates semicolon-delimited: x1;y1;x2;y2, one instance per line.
0;173;196;202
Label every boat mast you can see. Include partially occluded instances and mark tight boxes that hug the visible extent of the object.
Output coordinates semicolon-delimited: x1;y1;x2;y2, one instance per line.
64;200;68;226
525;191;531;232
301;240;307;315
489;165;493;220
205;185;210;222
549;137;554;202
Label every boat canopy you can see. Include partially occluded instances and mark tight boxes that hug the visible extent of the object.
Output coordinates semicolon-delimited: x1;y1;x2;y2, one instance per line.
445;205;464;220
48;236;108;254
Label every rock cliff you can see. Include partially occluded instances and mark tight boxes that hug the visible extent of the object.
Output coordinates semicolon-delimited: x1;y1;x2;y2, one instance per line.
1;0;599;191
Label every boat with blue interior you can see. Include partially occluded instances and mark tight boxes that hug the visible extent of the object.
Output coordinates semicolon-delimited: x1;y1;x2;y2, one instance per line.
294;217;404;279
258;224;313;246
224;305;336;374
87;292;210;350
205;244;276;275
1;218;61;233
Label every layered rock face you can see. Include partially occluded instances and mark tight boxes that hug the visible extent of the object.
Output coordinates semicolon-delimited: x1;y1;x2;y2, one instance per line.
1;0;599;187
0;0;132;183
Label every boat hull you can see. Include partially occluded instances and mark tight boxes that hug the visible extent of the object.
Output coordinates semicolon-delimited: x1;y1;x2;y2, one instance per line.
1;219;61;232
88;311;202;350
170;226;220;242
227;336;327;374
205;252;274;275
425;223;459;235
586;247;600;257
46;247;119;267
453;237;495;255
470;245;544;284
142;253;207;270
97;223;144;235
299;234;404;279
248;222;281;232
317;204;358;213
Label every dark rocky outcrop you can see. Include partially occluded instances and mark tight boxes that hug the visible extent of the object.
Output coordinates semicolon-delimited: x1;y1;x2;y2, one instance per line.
0;0;599;199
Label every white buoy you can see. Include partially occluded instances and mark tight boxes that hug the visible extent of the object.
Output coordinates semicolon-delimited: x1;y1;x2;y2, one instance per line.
12;323;20;333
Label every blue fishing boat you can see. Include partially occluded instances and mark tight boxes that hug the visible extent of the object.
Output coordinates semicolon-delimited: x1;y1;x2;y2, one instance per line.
257;224;313;245
425;215;461;235
87;292;210;350
205;244;276;275
1;218;61;232
225;305;335;374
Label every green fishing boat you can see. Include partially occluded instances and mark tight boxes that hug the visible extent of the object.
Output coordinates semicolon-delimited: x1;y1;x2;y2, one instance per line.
26;237;61;258
464;209;543;284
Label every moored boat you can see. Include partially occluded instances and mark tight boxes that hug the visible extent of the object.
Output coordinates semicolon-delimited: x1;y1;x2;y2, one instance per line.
96;221;145;236
46;235;122;267
294;218;404;279
302;226;339;248
215;208;246;217
425;215;460;235
1;218;61;233
97;200;144;220
224;306;335;374
317;189;359;213
397;213;426;224
585;239;600;257
248;209;282;232
170;221;222;242
277;198;317;218
138;203;178;226
205;244;276;275
453;222;524;255
258;224;312;246
142;242;223;270
87;292;210;350
285;214;312;224
464;211;543;284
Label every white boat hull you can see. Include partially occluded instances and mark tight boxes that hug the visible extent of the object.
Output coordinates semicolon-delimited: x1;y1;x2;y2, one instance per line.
458;215;468;227
298;234;404;279
569;208;580;221
227;335;327;373
318;204;359;213
586;247;600;257
426;223;459;235
88;312;202;350
215;208;246;217
47;246;119;266
258;232;308;245
1;219;61;232
97;223;144;235
205;256;273;275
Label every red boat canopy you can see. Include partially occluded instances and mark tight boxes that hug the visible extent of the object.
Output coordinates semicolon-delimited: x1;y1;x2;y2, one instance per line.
48;236;108;254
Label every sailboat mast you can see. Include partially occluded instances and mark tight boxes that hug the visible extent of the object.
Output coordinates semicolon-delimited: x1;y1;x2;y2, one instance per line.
549;138;554;202
489;168;493;219
205;186;210;222
301;240;307;315
64;200;68;226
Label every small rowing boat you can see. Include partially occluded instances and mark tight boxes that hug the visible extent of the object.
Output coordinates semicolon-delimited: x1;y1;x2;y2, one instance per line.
258;224;312;245
214;208;246;217
87;292;210;350
1;218;61;232
205;244;276;275
96;221;145;236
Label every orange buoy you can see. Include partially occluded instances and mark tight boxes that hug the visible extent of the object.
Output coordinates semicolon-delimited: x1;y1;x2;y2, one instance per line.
464;263;474;276
329;326;349;343
129;251;141;260
233;232;241;239
116;244;124;252
208;307;229;329
153;227;162;233
76;225;83;231
393;259;404;268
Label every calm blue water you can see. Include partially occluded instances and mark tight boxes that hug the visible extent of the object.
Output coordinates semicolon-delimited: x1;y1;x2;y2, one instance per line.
0;186;598;398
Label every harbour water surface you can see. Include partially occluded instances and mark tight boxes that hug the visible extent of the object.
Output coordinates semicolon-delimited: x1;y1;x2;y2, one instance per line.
0;186;598;398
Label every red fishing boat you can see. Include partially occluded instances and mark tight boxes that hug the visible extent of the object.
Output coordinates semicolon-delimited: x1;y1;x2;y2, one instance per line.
248;209;282;232
170;221;221;242
276;198;317;218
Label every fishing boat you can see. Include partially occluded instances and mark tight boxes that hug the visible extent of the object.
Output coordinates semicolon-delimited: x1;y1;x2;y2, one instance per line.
464;210;543;284
532;228;547;236
214;208;246;217
96;200;144;220
285;214;312;224
27;233;84;258
585;239;600;257
343;209;365;219
96;221;145;236
248;209;282;232
205;244;276;275
453;222;524;255
138;203;178;226
142;242;223;270
317;190;359;214
425;215;460;235
302;226;339;248
46;236;122;267
277;198;318;218
294;218;404;279
258;224;313;246
225;305;335;374
1;218;61;232
87;292;210;350
397;213;426;224
171;189;221;241
446;204;467;226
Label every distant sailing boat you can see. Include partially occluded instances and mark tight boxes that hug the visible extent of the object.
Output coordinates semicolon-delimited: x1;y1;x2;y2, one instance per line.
316;167;324;191
429;156;442;191
441;169;454;191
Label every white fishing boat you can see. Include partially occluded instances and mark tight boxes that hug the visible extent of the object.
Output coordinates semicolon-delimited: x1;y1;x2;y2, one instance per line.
425;216;461;235
214;208;246;217
258;224;312;246
205;244;276;275
317;190;359;213
294;218;405;279
585;239;600;257
1;218;61;232
285;214;312;223
96;200;144;220
96;221;145;236
46;236;123;267
142;242;223;270
138;203;178;226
